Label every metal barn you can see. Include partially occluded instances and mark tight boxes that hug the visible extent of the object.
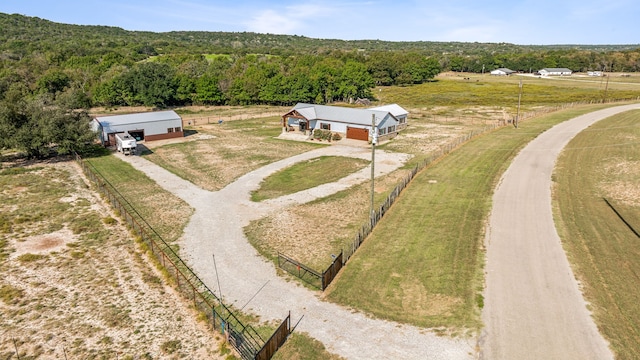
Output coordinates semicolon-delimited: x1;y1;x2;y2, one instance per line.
93;110;183;146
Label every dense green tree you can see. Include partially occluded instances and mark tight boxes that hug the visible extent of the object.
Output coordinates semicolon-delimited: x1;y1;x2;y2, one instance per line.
36;70;71;94
0;88;93;158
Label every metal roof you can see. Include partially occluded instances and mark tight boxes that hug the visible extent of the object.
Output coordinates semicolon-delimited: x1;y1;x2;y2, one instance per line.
369;104;408;117
540;68;573;72
94;110;181;127
291;103;396;126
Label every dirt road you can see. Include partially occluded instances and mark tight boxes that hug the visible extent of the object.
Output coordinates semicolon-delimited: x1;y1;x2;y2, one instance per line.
480;104;640;359
119;145;475;359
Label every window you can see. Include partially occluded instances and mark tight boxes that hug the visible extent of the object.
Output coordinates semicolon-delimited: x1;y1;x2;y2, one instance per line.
174;127;181;132
320;123;331;130
167;128;174;133
388;125;396;133
378;127;386;135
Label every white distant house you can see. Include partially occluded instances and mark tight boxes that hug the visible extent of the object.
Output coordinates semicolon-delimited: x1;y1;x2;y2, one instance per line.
92;110;183;146
490;68;516;76
281;103;408;142
538;68;573;76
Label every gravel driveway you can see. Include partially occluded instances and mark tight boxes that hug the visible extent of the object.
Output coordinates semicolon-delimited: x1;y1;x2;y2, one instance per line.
480;103;640;359
119;144;475;360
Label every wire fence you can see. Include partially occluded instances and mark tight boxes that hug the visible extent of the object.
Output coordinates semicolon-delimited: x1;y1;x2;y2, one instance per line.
75;153;290;360
182;110;288;127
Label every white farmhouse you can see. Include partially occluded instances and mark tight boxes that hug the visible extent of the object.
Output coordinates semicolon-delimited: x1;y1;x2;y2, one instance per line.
538;68;573;76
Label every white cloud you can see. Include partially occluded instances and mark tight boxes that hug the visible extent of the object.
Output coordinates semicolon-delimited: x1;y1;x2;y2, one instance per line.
245;9;301;34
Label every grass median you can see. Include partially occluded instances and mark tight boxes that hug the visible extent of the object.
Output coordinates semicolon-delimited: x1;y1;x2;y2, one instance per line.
251;156;370;202
553;109;640;360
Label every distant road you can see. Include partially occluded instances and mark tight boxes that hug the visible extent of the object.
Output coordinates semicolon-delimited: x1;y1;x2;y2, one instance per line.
480;103;640;359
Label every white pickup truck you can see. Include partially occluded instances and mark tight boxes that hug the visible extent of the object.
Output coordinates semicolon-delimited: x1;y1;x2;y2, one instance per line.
115;132;137;155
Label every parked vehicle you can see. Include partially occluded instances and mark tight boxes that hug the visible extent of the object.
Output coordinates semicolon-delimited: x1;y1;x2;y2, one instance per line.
115;132;137;155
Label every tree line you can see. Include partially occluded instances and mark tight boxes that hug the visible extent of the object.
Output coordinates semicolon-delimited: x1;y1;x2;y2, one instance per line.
1;12;639;157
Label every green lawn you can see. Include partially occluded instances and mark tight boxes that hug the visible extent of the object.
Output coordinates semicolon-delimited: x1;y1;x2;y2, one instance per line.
553;109;640;360
327;104;615;330
251;156;370;201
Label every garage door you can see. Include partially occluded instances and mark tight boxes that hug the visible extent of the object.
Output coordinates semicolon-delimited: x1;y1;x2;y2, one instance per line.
346;127;369;141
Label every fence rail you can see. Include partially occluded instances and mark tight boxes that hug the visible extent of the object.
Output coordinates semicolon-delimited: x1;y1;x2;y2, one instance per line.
75;153;290;360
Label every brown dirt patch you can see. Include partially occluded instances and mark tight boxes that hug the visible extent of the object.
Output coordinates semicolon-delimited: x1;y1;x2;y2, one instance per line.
600;159;640;206
11;228;77;258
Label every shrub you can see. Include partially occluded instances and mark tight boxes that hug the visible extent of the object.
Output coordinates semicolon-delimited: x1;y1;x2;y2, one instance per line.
160;340;182;354
103;216;118;225
332;132;342;141
17;253;47;262
0;284;24;305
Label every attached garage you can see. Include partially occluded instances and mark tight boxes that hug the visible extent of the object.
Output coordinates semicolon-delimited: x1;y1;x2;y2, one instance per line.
281;103;408;142
93;110;183;146
346;127;369;141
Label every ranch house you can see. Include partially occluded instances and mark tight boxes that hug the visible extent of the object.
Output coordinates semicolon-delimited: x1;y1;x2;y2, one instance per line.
538;68;573;76
93;110;183;146
282;103;408;142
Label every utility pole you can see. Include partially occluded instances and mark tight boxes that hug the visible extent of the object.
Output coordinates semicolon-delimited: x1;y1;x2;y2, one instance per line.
516;79;523;128
370;114;376;216
212;253;223;307
603;73;610;103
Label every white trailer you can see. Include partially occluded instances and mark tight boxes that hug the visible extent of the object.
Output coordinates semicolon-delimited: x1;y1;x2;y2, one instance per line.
115;132;137;155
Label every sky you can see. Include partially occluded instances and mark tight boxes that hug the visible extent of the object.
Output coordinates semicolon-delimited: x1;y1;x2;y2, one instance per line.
1;0;639;45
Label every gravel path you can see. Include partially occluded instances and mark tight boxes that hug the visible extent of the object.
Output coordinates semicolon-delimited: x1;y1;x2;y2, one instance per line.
480;103;640;359
119;144;475;360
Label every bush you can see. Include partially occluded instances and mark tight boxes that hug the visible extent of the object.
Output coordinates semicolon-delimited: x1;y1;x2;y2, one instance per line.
332;132;342;141
160;340;182;354
17;253;47;262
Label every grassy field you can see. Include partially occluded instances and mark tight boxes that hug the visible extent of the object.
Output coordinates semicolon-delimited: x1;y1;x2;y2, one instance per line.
143;116;323;192
325;104;615;331
377;72;640;116
553;110;640;360
251;156;370;201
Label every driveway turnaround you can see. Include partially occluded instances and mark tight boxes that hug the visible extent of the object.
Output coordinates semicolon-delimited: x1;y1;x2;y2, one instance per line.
119;144;475;359
480;104;640;360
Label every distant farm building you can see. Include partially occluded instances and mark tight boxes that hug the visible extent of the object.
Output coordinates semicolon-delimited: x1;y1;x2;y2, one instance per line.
282;103;408;142
93;110;183;146
538;68;573;76
490;68;516;76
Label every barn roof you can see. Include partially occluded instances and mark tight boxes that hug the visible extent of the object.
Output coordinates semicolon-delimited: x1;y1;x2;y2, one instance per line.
540;68;573;72
94;110;181;127
290;103;397;127
368;104;408;117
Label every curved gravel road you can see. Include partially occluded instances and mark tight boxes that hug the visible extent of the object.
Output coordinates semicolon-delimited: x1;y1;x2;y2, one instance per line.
119;144;475;359
480;103;640;359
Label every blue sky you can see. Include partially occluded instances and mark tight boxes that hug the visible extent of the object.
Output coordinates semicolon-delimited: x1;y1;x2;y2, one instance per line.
2;0;639;45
